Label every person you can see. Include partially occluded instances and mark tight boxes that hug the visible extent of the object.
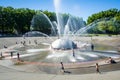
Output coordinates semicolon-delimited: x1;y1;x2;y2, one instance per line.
95;63;100;73
60;62;65;72
0;52;2;57
34;40;37;44
21;41;23;45
23;41;26;46
72;49;75;57
17;53;20;60
29;40;31;44
91;43;94;51
10;52;13;58
4;45;7;48
16;42;18;44
107;57;116;64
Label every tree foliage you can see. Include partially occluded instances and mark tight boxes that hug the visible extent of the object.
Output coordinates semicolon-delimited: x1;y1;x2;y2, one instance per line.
0;6;36;35
0;6;57;36
87;8;119;24
0;6;85;36
0;6;119;36
87;8;120;34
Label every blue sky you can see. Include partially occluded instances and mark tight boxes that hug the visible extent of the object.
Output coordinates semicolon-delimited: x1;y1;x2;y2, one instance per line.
0;0;120;21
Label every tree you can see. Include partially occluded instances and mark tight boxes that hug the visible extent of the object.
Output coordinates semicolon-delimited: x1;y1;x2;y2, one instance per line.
87;8;120;34
31;12;51;35
87;8;119;24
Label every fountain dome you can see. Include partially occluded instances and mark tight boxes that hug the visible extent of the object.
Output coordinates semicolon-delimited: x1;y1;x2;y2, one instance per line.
51;38;77;50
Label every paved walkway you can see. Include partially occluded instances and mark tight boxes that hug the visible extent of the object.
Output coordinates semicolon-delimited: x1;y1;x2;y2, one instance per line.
0;57;120;80
0;65;120;80
0;59;120;80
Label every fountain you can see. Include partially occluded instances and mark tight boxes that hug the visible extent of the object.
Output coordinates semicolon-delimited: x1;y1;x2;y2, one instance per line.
21;0;120;65
1;0;120;74
22;0;120;70
51;0;86;50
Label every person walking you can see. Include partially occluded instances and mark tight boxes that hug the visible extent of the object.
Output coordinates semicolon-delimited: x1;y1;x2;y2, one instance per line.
60;62;65;73
95;63;100;73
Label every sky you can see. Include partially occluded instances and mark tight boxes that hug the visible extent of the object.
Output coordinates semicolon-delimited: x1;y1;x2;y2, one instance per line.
0;0;120;21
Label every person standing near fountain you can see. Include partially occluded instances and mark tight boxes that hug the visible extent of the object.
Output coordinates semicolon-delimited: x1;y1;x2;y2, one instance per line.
91;43;94;51
1;52;2;57
72;49;75;57
95;63;100;73
34;40;37;44
16;42;18;44
29;40;31;44
0;52;3;58
60;62;65;73
17;53;20;60
23;41;26;46
10;52;13;58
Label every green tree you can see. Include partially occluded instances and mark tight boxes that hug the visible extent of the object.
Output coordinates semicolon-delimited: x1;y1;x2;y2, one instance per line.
31;12;51;35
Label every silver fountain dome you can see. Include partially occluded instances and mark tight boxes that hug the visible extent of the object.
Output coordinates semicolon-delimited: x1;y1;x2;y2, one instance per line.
51;38;77;50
